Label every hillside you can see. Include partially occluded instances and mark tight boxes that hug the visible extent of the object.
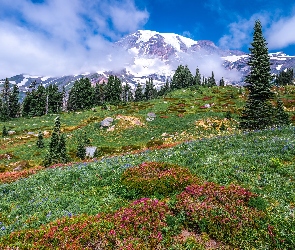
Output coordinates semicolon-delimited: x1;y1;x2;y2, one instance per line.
0;86;295;248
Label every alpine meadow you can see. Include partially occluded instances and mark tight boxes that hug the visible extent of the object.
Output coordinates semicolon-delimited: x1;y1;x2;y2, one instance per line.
0;20;295;249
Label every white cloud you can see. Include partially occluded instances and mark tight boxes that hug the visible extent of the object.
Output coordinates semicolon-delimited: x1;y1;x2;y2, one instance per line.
0;0;149;79
171;51;241;82
266;15;295;50
218;13;270;50
219;8;295;52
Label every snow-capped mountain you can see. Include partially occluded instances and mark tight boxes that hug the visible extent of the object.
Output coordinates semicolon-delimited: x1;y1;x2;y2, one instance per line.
1;30;295;93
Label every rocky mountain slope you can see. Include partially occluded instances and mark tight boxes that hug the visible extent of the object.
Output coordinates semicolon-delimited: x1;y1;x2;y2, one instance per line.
1;30;295;92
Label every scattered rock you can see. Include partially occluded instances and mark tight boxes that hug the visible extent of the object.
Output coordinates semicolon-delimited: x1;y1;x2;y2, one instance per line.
147;112;156;118
43;131;50;136
146;112;156;121
100;117;114;127
85;146;97;158
13;166;23;172
8;130;16;135
107;125;115;132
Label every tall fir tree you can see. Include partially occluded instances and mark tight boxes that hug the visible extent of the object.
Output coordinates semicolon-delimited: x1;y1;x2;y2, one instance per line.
171;65;194;89
240;20;276;130
0;78;10;121
67;78;95;111
122;83;133;103
275;68;294;86
46;84;63;114
158;79;170;96
275;99;289;126
208;71;217;87
36;131;45;148
134;83;144;102
144;78;157;100
2;125;8;137
194;68;202;86
8;84;20;118
105;75;122;105
94;82;106;106
44;116;69;167
219;77;225;87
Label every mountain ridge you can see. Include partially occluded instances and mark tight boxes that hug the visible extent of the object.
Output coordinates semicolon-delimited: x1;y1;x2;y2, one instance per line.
1;30;295;92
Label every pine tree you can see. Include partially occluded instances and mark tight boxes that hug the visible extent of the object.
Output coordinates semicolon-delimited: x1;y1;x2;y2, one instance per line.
219;77;225;87
76;131;90;160
36;131;45;148
43;116;69;167
208;71;217;87
171;65;194;89
194;68;202;86
122;83;133;103
275;68;294;86
94;82;106;106
144;78;157;100
46;84;63;114
134;83;144;102
158;79;170;96
275;99;289;126
0;78;10;121
2;125;8;137
67;78;95;111
240;20;276;130
105;75;122;105
8;84;20;118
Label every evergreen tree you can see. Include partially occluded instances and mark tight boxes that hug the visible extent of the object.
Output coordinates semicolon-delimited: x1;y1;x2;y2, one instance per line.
275;68;294;86
134;83;144;102
194;67;202;86
105;75;122;105
36;131;45;148
67;78;95;111
2;125;8;137
144;78;157;100
8;84;20;118
94;82;106;106
275;99;289;126
171;65;194;89
122;83;133;103
0;78;10;121
219;77;225;87
76;131;90;160
46;84;63;114
44;116;69;167
208;71;217;87
21;82;47;117
240;20;276;130
34;85;47;116
158;79;170;96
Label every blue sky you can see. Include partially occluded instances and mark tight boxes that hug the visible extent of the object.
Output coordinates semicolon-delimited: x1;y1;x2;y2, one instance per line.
0;0;295;78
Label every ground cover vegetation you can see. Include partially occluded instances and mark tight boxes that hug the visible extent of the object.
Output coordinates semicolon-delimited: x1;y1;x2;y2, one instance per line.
0;20;295;248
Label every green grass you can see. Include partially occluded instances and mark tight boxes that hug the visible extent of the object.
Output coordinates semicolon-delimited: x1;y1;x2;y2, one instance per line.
0;126;295;248
1;85;295;248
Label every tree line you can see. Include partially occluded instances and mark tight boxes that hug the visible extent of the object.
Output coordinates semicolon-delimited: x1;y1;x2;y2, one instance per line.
0;66;227;121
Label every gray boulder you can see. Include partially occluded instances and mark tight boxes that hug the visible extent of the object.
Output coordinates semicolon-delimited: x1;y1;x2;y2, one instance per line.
85;146;97;158
100;117;114;127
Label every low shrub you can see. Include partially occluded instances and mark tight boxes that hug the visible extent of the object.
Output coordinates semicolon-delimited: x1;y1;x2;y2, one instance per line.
1;198;174;249
174;182;269;248
120;162;199;198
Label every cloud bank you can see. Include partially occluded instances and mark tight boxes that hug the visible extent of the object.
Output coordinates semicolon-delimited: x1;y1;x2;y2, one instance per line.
219;8;295;53
0;0;149;79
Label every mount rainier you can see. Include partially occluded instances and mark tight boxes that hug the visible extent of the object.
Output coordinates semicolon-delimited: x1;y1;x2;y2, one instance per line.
1;30;295;92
